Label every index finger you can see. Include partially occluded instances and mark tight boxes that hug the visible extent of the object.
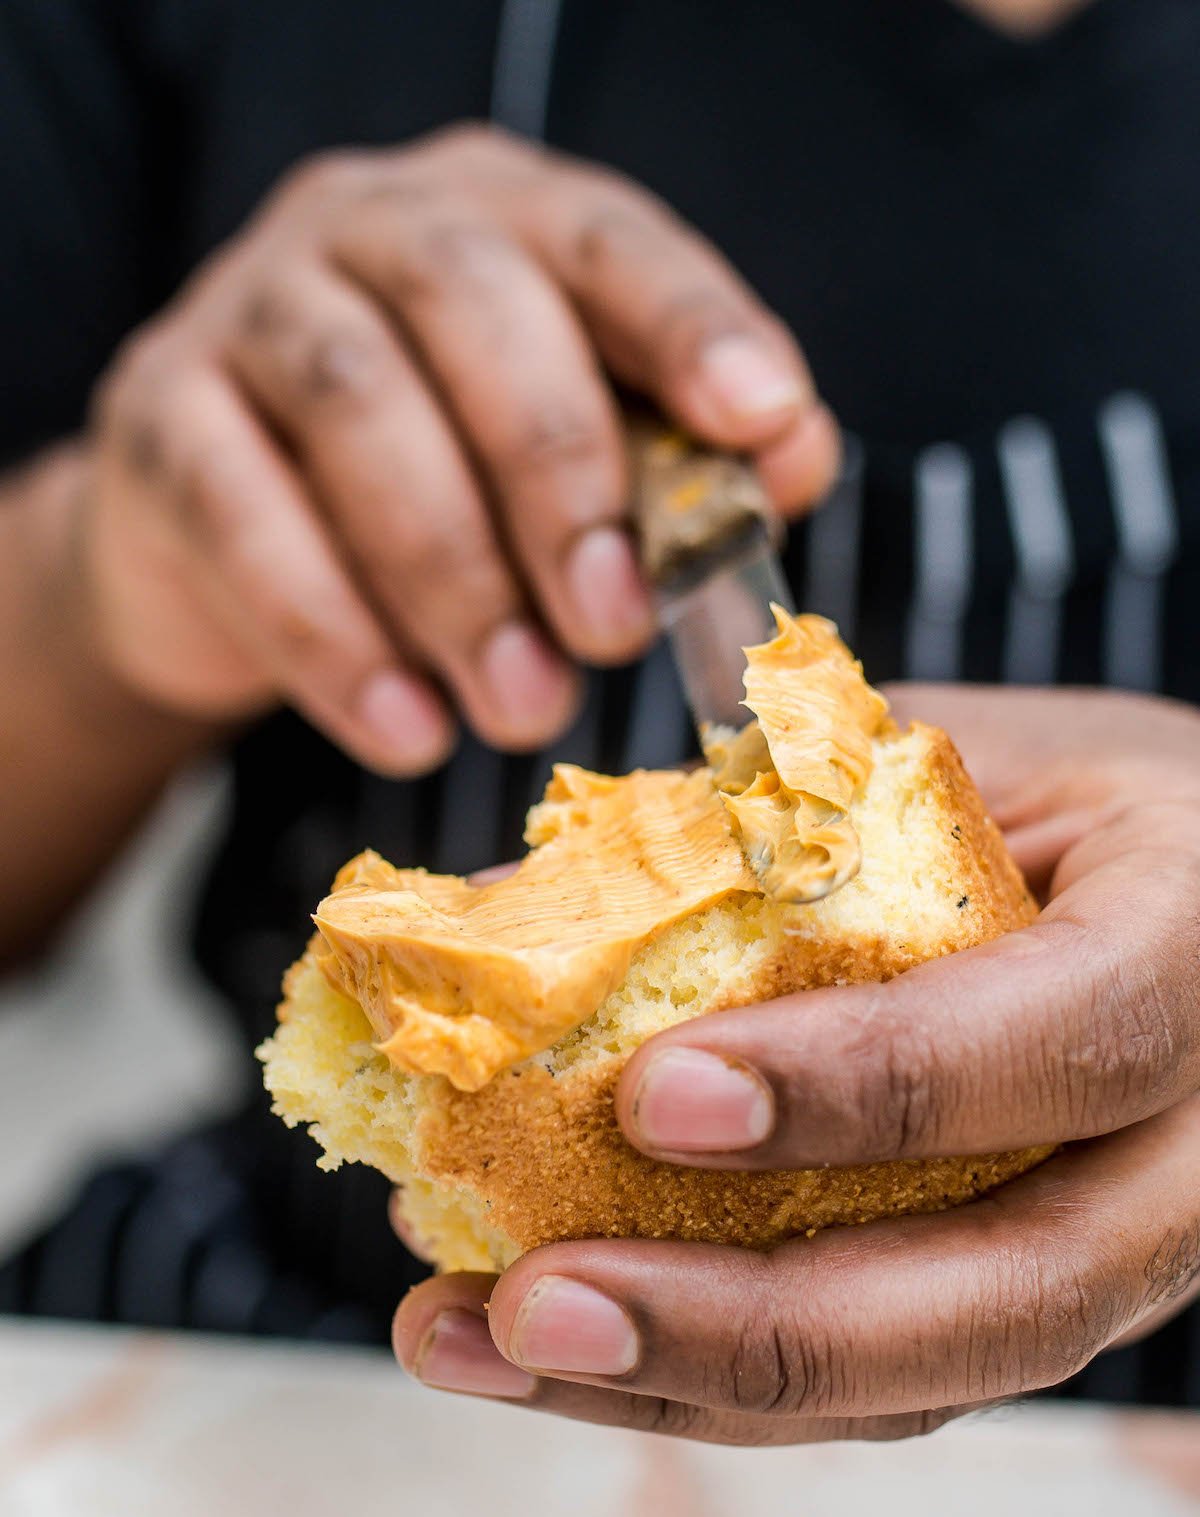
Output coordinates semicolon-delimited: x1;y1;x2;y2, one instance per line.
511;157;841;513
616;798;1200;1167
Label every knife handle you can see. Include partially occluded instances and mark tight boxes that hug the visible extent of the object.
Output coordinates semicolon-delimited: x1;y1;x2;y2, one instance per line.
625;410;778;589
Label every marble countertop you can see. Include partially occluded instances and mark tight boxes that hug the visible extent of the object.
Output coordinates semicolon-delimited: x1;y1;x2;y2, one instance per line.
0;1318;1197;1517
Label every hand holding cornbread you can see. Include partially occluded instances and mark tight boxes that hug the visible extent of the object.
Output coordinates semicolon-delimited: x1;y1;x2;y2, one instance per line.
263;619;1200;1444
392;687;1200;1443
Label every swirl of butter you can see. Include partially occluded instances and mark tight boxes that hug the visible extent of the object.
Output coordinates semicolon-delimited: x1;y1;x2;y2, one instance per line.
705;607;892;904
312;766;759;1091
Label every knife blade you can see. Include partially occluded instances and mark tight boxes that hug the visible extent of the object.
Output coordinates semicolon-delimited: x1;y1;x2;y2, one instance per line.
627;415;795;737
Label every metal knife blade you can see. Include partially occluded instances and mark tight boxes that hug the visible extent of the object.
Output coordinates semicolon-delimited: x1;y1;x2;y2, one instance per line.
654;523;795;732
627;416;795;736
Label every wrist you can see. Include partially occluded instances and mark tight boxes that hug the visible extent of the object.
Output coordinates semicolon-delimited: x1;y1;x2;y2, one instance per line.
13;442;224;757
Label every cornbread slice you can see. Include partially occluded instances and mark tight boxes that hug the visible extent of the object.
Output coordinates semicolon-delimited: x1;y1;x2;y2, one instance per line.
260;717;1052;1274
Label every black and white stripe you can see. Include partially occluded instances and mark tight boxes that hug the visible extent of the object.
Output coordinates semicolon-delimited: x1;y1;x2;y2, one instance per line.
490;0;567;140
997;415;1076;686
802;432;866;646
905;441;974;681
1099;392;1180;693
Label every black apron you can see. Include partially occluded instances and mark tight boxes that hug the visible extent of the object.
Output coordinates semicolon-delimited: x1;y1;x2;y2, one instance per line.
1;0;1197;1405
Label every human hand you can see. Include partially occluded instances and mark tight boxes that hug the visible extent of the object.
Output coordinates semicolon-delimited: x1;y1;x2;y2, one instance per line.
394;687;1200;1443
80;124;838;773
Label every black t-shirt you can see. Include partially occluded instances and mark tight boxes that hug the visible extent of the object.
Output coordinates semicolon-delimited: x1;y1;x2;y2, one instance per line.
1;0;1198;1402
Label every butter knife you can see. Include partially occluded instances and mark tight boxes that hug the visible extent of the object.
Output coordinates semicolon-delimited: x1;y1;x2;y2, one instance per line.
627;415;795;736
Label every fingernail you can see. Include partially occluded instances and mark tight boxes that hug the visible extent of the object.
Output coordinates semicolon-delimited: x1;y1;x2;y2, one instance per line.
510;1276;639;1376
564;527;654;647
480;621;577;735
698;335;804;421
358;670;449;765
631;1048;774;1152
415;1309;536;1399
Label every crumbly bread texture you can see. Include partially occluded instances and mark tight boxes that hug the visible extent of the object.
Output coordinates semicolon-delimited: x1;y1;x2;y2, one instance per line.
260;721;1053;1273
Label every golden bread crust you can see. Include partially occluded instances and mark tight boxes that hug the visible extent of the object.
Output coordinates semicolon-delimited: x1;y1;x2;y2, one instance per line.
418;1058;1053;1253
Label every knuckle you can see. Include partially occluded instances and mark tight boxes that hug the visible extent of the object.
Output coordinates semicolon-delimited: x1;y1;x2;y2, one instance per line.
302;326;391;403
266;603;328;663
563;170;691;271
426;119;517;159
101;327;175;415
723;1319;798;1416
353;171;442;215
1141;1224;1200;1312
120;415;168;480
837;1013;945;1159
974;1237;1119;1398
1133;862;1200;1027
382;510;495;598
282;147;370;203
363;126;539;214
1022;1270;1095;1390
393;520;458;584
94;377;161;474
176;449;254;545
237;281;297;341
871;1042;940;1155
266;594;373;686
1057;922;1191;1132
425;217;504;277
264;601;355;689
94;335;182;474
499;405;614;483
90;367;126;435
572;200;660;271
1064;1020;1162;1132
408;217;513;297
422;119;541;183
1039;1263;1122;1385
237;284;394;408
366;211;513;307
714;1268;830;1418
